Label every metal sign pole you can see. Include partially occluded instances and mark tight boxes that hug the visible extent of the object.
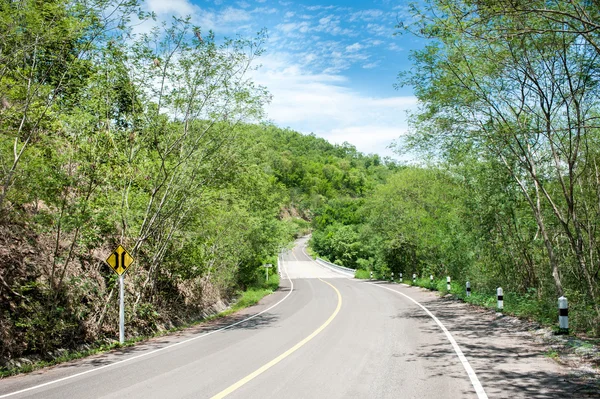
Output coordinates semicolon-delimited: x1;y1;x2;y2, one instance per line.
119;274;125;344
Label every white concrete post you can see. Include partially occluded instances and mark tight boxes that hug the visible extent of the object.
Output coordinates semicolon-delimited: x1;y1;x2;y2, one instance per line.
399;273;402;281
446;276;451;291
412;273;416;283
370;270;373;280
497;287;504;310
466;281;471;297
559;296;568;333
391;272;394;281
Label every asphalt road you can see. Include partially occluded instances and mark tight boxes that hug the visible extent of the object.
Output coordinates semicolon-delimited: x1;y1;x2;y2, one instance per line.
0;237;574;398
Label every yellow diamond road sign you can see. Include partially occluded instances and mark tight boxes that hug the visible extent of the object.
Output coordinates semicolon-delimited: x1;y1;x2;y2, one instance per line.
106;245;134;275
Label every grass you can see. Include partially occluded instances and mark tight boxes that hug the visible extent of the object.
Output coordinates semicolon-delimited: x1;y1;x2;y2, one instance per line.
303;246;317;259
354;269;370;279
0;273;280;378
404;277;563;330
391;276;565;330
221;273;279;316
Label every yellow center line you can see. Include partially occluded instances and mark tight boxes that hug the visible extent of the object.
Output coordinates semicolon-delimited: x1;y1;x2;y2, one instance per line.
210;279;343;399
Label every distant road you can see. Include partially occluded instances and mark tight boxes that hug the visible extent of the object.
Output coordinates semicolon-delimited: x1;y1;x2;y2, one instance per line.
0;237;573;398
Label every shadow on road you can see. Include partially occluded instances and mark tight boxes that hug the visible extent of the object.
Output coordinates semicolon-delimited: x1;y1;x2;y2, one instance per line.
50;309;281;372
390;290;600;399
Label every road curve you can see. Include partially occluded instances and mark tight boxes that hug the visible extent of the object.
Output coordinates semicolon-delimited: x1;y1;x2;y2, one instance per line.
0;237;571;398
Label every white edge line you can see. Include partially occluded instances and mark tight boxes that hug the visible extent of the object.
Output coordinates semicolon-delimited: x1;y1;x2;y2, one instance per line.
0;257;295;398
369;282;488;399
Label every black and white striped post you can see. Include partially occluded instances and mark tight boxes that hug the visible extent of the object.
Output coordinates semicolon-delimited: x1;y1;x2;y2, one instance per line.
399;272;402;282
412;273;416;284
497;287;504;310
370;270;373;280
466;281;471;297
446;276;451;291
391;272;394;281
559;296;568;334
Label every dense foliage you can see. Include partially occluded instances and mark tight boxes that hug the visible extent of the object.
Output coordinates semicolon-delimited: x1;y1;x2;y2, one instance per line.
310;0;600;336
0;0;392;365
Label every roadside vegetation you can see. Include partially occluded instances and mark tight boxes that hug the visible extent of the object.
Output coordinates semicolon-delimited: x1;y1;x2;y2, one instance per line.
0;271;280;378
0;0;393;371
310;0;600;338
3;0;600;376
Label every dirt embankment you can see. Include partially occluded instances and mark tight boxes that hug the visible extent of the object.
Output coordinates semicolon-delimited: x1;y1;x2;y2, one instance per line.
0;219;232;370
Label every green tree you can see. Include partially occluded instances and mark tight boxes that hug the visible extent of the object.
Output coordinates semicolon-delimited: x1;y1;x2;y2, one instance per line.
400;0;600;329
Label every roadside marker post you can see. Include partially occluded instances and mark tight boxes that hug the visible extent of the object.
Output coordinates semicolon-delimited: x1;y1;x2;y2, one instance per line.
391;272;394;281
370;270;373;280
264;264;272;282
105;245;134;344
430;274;434;289
558;296;569;334
412;273;416;284
497;287;504;310
446;276;451;291
399;273;402;282
466;281;471;297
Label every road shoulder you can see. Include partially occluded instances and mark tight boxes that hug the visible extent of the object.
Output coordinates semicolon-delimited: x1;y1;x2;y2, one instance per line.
372;281;600;398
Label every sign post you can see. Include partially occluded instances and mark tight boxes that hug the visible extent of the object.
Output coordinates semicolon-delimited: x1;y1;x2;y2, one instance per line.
119;275;124;343
105;245;134;344
264;263;272;282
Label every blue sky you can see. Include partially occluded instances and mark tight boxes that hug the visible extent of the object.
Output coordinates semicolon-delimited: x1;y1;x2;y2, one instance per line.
143;0;424;158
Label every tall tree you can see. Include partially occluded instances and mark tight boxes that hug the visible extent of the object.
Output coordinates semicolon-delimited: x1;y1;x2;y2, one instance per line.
400;0;600;324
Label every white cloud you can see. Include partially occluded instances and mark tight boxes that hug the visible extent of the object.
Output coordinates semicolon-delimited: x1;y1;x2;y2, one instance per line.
220;7;251;23
350;9;384;22
366;23;392;37
276;21;311;34
146;0;196;17
306;5;336;11
251;54;417;158
325;126;408;157
251;7;278;15
319;16;332;25
345;42;363;52
141;1;253;33
304;53;317;63
388;43;403;51
362;62;379;69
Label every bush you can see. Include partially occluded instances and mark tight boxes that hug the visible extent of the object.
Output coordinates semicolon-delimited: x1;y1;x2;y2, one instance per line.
355;269;370;279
